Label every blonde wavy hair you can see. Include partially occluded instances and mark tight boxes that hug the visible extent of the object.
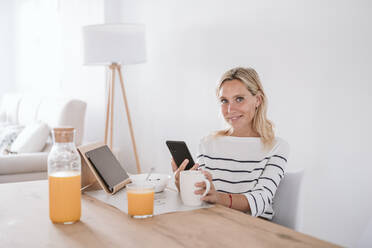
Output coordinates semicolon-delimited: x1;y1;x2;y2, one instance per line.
215;67;275;149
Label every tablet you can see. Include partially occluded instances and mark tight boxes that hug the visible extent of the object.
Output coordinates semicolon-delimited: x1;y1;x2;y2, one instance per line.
85;145;129;193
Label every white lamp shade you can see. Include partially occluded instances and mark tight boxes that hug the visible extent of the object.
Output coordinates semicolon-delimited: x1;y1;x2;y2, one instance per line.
83;23;146;65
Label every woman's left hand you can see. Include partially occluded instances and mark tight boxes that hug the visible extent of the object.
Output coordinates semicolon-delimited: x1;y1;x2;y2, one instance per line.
195;170;219;204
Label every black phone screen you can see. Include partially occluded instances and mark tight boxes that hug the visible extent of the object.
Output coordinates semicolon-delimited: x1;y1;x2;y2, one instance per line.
166;140;195;170
85;145;129;192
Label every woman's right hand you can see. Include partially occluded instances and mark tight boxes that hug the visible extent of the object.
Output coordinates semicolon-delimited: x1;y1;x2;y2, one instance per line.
171;159;199;192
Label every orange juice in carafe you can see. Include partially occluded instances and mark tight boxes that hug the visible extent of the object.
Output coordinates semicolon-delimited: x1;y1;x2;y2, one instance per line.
48;127;81;224
49;171;81;223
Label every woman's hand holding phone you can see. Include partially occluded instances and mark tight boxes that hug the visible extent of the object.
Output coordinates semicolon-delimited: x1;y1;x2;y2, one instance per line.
171;158;199;192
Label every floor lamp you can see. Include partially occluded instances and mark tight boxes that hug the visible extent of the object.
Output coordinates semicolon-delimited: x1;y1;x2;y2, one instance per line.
82;24;146;174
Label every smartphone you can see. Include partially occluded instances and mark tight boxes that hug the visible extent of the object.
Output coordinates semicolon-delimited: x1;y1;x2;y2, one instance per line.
166;140;195;170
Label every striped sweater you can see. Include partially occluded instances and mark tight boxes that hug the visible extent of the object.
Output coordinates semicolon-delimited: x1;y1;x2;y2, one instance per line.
197;135;289;220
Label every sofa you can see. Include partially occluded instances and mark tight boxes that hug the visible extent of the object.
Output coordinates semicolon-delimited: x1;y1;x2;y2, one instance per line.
0;93;87;183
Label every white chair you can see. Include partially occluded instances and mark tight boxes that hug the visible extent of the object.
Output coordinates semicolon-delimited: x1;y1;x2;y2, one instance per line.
271;169;304;231
356;217;372;248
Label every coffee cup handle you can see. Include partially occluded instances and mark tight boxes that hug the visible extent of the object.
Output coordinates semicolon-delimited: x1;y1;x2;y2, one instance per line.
201;179;211;198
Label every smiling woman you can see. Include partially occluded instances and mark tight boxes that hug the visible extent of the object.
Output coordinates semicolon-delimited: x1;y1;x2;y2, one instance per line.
219;80;262;137
171;67;289;220
216;67;275;148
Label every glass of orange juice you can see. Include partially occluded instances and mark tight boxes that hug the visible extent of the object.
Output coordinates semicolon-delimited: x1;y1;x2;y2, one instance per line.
127;183;155;218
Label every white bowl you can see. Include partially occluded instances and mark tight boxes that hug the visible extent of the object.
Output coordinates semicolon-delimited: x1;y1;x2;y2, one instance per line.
129;173;171;193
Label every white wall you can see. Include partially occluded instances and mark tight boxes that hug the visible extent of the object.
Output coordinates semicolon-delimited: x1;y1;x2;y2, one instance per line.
106;0;372;246
0;0;15;95
1;0;105;143
57;0;106;144
2;0;371;246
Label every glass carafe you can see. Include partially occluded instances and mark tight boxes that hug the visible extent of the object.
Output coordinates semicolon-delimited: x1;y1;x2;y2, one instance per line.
48;127;81;224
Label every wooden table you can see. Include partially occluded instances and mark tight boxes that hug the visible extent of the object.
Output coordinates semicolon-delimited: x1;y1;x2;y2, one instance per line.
0;180;338;247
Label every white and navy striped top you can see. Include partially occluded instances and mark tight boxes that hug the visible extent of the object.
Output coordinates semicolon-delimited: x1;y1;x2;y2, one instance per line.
197;135;289;220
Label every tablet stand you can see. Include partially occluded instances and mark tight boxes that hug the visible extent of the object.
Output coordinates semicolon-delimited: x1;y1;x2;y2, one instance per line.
78;142;130;195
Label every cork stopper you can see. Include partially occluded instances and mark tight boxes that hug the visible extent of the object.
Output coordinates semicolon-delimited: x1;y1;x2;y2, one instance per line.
52;127;75;143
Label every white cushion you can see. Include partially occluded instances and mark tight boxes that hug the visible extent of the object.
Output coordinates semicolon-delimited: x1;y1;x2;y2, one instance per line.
0;125;24;155
10;121;50;153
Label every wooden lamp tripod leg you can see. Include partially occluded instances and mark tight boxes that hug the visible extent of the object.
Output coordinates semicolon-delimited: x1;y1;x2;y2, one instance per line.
110;65;116;150
104;67;112;147
105;64;116;150
117;66;142;173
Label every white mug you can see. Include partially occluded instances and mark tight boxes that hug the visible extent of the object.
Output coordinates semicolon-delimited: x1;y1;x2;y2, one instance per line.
180;170;211;206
